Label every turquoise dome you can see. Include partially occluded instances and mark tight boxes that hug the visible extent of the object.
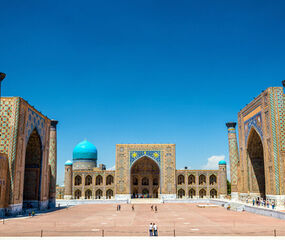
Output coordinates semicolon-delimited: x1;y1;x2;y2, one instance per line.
65;160;73;166
219;160;227;165
73;140;97;160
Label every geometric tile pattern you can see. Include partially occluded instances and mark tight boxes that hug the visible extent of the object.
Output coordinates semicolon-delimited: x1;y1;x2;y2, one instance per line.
228;131;239;188
269;89;281;194
25;108;46;147
244;112;263;144
130;151;161;166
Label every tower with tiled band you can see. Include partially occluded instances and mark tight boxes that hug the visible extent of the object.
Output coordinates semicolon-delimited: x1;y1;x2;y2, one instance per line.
48;120;58;208
218;160;227;197
64;160;73;199
226;122;239;200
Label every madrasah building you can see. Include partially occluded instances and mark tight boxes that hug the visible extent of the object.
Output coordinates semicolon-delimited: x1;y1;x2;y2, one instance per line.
62;141;228;201
226;83;285;206
0;97;58;215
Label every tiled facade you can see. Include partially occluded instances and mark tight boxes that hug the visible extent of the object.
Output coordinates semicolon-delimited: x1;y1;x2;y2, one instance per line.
0;97;57;215
227;86;285;205
63;144;227;200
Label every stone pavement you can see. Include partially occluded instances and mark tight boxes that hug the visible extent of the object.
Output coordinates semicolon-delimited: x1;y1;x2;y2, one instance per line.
1;203;285;237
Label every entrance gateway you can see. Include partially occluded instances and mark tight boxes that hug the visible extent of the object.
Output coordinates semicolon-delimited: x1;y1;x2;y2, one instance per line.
115;144;176;200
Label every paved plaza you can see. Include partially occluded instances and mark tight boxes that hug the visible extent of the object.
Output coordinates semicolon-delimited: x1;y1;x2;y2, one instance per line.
1;203;285;237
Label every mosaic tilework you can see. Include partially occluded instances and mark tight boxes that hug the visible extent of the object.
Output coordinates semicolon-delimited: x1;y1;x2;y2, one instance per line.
244;112;263;143
0;98;20;202
227;128;239;191
130;151;161;166
25;108;46;147
48;130;57;196
270;89;281;194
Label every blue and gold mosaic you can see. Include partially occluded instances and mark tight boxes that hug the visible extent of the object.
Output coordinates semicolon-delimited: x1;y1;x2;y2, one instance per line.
130;151;161;166
244;112;263;143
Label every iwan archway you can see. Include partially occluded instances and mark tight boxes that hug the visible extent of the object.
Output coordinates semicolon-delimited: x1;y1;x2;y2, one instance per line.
247;127;265;198
130;156;160;198
23;128;43;208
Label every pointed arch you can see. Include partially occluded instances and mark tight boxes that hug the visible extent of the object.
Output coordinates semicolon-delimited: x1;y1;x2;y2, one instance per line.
23;128;43;207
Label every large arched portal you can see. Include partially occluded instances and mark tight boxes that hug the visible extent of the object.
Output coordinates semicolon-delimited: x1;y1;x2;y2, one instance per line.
130;156;160;198
247;128;265;198
23;129;42;208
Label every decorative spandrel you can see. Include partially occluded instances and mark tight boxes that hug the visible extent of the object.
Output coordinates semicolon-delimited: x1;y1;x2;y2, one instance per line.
130;151;161;166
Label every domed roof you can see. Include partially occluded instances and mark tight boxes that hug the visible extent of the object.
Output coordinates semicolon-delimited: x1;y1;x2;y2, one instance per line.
65;160;73;166
219;160;227;165
73;140;97;160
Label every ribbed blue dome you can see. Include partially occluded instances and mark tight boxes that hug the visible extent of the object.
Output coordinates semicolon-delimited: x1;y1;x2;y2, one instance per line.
65;160;73;166
73;140;97;160
219;160;227;165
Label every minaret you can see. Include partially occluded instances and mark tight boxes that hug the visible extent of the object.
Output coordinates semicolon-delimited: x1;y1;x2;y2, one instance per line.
48;120;58;208
226;122;239;200
218;160;227;198
64;160;73;199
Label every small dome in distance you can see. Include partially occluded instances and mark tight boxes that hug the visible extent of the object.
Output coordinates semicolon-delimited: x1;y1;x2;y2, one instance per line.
219;160;227;165
65;160;73;166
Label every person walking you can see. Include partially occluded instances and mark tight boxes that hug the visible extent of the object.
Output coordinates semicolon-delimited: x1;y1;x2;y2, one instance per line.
153;223;158;236
132;205;134;211
149;223;153;236
155;205;157;212
151;205;153;211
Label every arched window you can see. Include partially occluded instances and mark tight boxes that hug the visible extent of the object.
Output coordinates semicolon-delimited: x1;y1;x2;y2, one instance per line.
153;178;158;186
199;189;206;198
74;189;81;199
106;175;114;185
133;177;138;185
142;177;149;186
209;175;217;185
178;175;185;185
85;175;92;185
189;188;195;198
178;189;185;198
210;189;217;198
106;189;113;199
75;175;82;186
96;175;103;185
188;175;195;185
199;175;206;185
95;189;103;199
85;189;92;199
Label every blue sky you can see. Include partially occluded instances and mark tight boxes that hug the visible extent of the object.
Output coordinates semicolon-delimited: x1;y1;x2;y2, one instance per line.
1;0;285;185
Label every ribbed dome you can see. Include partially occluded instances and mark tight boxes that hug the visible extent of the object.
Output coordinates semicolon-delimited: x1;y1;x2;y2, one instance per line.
73;140;97;160
65;160;73;166
219;160;227;165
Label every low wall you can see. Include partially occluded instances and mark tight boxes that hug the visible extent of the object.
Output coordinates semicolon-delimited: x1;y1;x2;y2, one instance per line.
56;199;128;206
244;205;285;220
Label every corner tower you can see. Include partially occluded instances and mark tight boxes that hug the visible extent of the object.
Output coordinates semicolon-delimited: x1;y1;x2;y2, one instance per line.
226;122;239;200
64;160;73;199
218;160;227;198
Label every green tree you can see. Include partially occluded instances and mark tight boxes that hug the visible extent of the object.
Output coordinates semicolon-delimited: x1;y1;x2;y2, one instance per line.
227;180;231;195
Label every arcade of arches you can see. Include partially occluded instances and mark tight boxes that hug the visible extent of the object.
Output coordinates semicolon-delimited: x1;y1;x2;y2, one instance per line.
64;144;227;200
131;156;160;198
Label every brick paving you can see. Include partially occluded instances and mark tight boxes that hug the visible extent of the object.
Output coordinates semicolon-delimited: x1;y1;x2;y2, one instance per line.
1;203;285;237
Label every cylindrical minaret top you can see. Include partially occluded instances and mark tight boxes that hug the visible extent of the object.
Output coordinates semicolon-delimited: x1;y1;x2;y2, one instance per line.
226;122;237;131
50;120;58;131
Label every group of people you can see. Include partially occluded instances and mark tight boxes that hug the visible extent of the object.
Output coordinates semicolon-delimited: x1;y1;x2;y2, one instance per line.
251;198;276;209
151;205;158;212
116;204;121;211
149;223;158;236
